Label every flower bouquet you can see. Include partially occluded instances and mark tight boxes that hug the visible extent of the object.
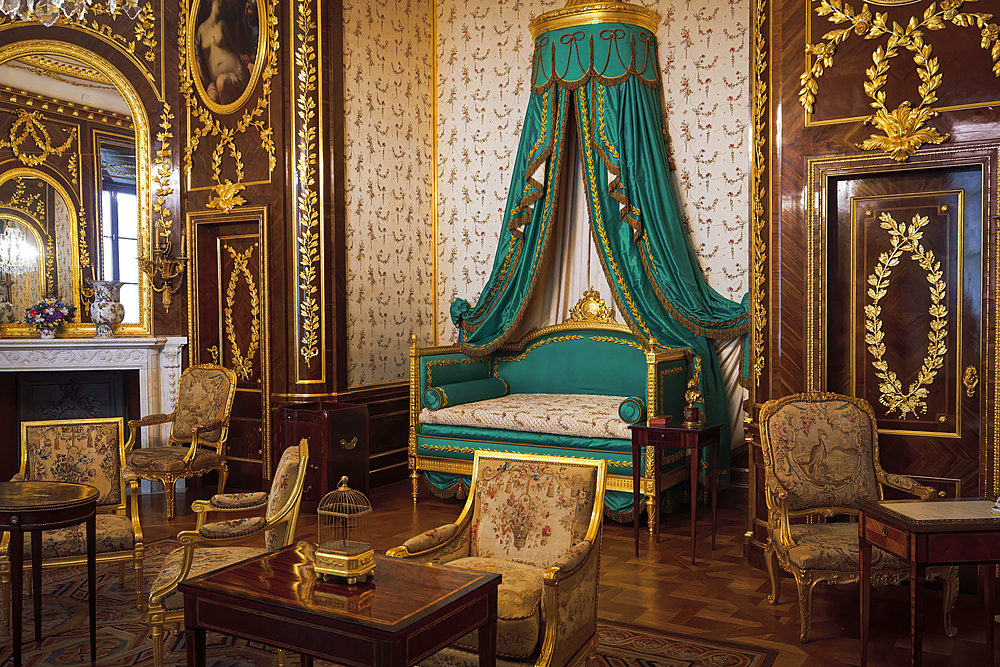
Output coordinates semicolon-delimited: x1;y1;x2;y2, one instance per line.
25;297;77;337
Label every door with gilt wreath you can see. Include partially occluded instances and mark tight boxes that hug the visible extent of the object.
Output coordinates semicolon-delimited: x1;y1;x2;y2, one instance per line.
188;211;269;489
827;164;986;498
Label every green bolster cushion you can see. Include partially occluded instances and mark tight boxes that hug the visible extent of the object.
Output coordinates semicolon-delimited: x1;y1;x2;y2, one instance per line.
424;378;510;410
618;397;646;425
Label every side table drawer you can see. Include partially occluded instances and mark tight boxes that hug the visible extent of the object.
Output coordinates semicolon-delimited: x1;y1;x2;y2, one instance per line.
864;517;908;559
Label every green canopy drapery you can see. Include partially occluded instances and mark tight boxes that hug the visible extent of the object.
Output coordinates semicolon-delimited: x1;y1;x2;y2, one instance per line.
449;1;749;495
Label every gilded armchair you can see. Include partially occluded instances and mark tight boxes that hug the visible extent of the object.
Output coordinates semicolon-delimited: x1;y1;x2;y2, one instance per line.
387;451;607;667
0;418;144;629
125;363;237;520
146;436;308;667
760;391;958;643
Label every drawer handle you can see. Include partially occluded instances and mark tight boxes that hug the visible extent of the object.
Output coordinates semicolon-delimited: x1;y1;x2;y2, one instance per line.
341;437;358;450
881;526;888;538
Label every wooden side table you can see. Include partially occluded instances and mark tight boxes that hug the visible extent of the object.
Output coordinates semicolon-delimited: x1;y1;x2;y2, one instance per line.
629;423;722;563
0;481;99;667
859;498;1000;667
180;543;500;667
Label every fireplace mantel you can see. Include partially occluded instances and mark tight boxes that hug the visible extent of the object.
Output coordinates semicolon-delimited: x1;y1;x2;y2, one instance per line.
0;336;187;446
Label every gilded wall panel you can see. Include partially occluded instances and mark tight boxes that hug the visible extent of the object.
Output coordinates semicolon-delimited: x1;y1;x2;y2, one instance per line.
343;0;435;387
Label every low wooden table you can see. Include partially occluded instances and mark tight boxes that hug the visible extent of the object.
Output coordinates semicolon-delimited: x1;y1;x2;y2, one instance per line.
859;498;1000;667
0;480;99;667
180;542;500;667
629;423;722;562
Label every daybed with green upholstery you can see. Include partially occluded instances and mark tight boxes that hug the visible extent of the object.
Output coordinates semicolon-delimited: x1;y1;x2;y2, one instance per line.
408;313;696;522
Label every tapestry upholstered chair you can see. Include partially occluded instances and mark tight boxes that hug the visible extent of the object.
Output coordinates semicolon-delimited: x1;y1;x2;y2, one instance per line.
146;436;308;667
125;363;237;520
760;391;959;643
387;451;607;667
0;417;144;629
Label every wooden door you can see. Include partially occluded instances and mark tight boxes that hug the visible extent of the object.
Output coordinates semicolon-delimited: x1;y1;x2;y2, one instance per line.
188;210;270;488
828;166;984;497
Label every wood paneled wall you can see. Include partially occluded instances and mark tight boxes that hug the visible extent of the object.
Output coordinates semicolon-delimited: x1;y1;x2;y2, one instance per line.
748;0;1000;566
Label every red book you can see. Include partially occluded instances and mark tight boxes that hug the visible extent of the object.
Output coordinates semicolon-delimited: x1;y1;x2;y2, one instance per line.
647;415;672;427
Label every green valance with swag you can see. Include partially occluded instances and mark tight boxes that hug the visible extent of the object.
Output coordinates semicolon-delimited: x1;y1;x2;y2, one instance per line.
449;2;749;494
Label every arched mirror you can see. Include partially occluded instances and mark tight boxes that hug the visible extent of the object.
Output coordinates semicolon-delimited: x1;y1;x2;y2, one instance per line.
0;44;152;336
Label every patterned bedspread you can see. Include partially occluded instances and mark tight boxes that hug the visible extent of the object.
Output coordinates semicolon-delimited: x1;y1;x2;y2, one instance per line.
419;393;631;440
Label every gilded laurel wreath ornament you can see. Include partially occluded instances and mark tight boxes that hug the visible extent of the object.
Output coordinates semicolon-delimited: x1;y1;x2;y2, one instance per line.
864;212;948;418
800;0;1000;162
223;244;260;381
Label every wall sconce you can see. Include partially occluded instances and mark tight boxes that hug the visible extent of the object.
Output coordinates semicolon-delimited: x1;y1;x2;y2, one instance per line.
138;227;185;313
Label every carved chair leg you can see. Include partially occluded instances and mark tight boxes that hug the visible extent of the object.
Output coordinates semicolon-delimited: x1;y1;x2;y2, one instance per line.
119;562;127;586
765;543;780;605
151;615;165;667
134;556;144;611
164;480;177;521
410;470;420;504
939;565;959;638
216;463;229;495
794;572;814;644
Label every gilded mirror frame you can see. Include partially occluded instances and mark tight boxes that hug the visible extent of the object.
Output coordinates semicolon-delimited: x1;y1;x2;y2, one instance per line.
0;168;78;313
0;40;153;337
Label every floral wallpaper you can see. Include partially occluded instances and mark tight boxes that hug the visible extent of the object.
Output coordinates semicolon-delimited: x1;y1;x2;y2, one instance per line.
345;0;750;386
435;0;751;343
344;0;435;386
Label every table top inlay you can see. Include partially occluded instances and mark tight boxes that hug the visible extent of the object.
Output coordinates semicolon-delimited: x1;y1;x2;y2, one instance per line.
0;481;100;512
180;542;501;632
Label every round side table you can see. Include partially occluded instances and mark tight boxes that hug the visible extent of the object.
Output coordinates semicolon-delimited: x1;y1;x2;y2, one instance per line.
0;481;99;667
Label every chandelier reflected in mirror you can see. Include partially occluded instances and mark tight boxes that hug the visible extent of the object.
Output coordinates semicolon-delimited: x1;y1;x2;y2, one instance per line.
0;222;38;324
0;0;141;26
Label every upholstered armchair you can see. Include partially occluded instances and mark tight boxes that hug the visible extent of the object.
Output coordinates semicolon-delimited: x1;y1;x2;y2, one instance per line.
125;363;237;520
387;451;607;667
0;418;144;629
760;391;958;643
146;436;308;667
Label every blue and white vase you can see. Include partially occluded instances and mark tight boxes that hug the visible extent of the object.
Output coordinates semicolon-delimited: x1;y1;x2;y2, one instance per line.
88;279;125;338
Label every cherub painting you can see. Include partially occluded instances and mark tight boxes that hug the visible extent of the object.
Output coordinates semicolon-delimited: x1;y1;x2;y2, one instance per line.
192;0;259;106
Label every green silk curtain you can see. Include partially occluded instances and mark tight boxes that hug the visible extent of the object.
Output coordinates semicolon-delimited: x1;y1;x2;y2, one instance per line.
450;20;749;491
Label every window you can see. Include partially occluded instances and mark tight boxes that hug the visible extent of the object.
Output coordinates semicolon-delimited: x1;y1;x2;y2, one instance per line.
99;186;139;322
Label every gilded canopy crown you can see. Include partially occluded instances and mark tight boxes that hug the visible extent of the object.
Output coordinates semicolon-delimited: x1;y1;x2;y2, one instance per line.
529;0;660;39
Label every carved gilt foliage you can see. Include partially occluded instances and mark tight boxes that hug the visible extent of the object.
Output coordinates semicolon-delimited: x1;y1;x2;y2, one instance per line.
178;0;279;208
864;212;948;417
800;0;1000;162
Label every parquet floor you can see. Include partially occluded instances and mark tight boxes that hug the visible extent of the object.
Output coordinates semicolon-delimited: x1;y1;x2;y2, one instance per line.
140;480;998;667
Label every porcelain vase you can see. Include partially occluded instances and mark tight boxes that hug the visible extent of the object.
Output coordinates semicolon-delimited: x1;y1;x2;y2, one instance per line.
88;279;125;338
39;327;55;339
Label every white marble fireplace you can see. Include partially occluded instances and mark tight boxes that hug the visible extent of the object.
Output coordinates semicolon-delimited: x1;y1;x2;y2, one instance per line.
0;336;187;446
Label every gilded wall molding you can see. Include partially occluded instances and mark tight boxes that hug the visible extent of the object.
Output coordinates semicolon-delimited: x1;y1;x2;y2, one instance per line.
292;0;322;381
179;0;279;201
750;0;768;389
800;0;1000;162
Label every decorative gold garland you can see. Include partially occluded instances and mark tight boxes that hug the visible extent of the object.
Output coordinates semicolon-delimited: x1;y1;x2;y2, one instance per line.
864;212;948;417
800;0;1000;162
751;0;768;387
294;0;320;370
1;111;77;167
224;244;260;381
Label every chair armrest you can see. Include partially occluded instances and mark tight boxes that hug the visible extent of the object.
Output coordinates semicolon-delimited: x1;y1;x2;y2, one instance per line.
386;521;471;563
540;531;602;667
184;418;229;462
764;475;794;548
879;470;938;500
125;412;175;452
126;477;143;544
545;539;592;581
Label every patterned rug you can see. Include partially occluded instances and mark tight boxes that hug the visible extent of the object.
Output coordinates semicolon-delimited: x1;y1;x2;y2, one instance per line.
0;542;777;667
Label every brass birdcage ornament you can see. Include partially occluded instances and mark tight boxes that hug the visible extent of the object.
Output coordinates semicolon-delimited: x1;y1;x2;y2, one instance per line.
314;476;375;584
